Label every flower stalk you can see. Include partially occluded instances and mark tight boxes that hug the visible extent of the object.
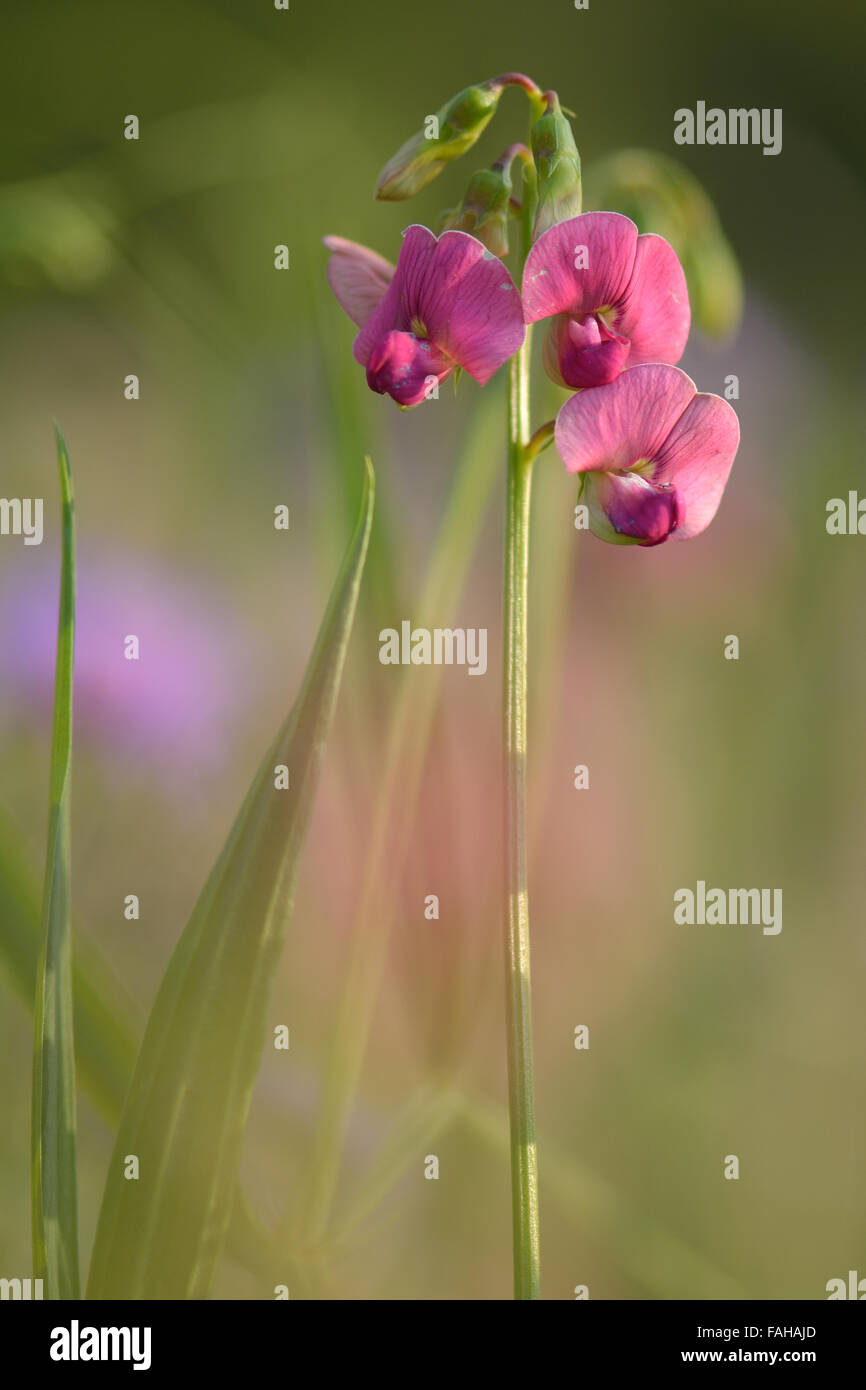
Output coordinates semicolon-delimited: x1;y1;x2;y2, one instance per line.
503;335;540;1299
502;158;540;1299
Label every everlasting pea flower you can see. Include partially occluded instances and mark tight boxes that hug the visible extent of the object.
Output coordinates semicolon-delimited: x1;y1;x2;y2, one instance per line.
522;211;690;390
324;225;525;407
556;363;739;546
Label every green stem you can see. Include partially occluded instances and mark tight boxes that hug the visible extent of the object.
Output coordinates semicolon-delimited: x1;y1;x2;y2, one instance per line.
503;331;540;1299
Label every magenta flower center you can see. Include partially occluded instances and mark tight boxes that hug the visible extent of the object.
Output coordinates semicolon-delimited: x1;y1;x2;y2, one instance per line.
602;469;681;545
365;329;451;407
561;308;631;386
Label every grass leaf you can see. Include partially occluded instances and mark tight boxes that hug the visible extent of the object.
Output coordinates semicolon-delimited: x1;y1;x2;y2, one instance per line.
0;810;274;1283
31;422;79;1299
0;809;136;1126
86;458;374;1299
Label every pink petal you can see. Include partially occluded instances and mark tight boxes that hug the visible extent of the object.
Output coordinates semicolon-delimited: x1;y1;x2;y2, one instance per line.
417;230;526;382
541;315;569;389
652;392;740;540
353;227;431;365
615;233;691;366
354;225;524;385
555;364;697;475
522;212;639;324
586;470;682;546
323;236;395;328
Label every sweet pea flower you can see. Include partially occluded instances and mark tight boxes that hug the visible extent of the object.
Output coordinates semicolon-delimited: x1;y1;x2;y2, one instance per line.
324;225;525;407
556;364;739;546
522;211;690;389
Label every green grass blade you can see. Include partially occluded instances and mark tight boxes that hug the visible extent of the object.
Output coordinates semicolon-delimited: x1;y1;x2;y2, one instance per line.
86;458;375;1300
0;814;138;1123
31;423;80;1299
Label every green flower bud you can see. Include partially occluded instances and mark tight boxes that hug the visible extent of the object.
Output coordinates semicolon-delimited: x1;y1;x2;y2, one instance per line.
438;161;515;259
530;92;582;240
583;149;743;340
376;79;507;201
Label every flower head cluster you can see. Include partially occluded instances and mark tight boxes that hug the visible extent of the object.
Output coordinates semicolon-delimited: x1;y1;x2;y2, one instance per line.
324;74;739;545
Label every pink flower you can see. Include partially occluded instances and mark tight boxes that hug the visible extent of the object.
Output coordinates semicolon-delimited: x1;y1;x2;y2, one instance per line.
324;225;525;407
555;364;739;547
522;212;690;390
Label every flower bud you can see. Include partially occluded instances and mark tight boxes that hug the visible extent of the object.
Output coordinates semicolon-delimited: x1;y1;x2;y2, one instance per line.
583;150;743;340
376;79;507;201
530;92;582;240
438;162;514;259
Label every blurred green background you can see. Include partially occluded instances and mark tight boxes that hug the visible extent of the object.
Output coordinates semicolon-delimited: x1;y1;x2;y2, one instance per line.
1;0;865;1299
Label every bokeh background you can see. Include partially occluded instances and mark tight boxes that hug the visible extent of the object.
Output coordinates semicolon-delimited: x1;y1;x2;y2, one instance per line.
1;0;865;1299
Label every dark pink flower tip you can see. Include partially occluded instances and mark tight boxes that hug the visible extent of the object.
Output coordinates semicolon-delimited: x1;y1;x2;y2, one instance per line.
556;363;740;546
522;212;690;390
365;329;452;407
542;312;630;389
352;224;525;405
323;235;395;327
586;471;683;546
